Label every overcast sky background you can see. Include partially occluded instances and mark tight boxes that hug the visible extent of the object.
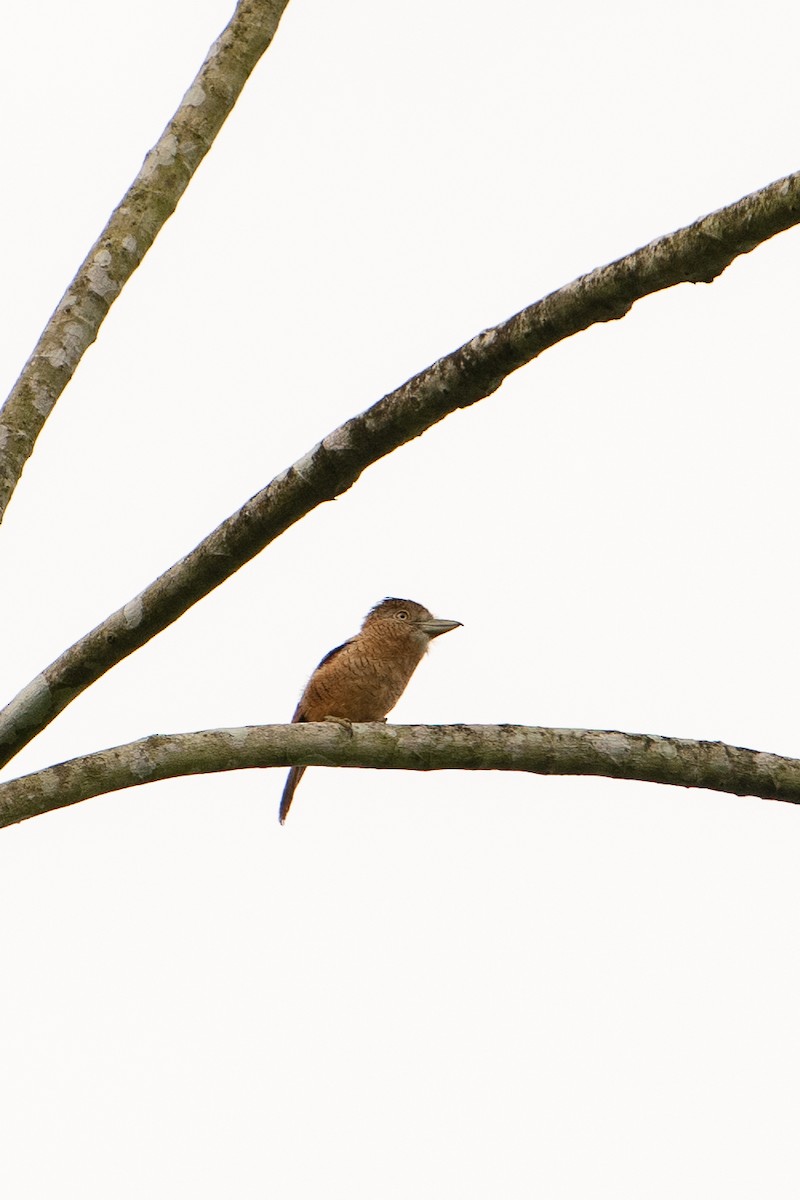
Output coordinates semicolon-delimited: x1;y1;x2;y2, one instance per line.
2;1;800;1195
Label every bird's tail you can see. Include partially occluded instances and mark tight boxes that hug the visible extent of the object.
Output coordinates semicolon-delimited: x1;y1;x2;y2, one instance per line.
279;765;306;824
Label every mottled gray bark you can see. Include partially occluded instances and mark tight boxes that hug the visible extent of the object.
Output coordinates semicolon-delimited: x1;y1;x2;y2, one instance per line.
1;171;799;772
1;723;798;829
0;0;291;523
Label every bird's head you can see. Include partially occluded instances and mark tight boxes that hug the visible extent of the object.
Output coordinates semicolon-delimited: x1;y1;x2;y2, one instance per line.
363;598;462;645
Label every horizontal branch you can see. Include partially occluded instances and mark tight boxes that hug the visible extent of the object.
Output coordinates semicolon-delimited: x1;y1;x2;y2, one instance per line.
1;723;799;828
0;0;290;523
2;170;800;768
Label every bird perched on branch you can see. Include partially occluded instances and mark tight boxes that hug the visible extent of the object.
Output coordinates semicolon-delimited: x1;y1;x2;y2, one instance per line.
279;597;461;823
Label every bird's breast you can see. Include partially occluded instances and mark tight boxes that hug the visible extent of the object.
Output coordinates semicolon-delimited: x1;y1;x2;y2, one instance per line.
300;636;425;722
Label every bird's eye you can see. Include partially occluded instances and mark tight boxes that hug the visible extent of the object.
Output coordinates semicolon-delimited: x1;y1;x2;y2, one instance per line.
396;610;409;620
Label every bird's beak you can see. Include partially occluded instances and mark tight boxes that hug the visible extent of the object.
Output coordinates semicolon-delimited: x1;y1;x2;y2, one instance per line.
418;618;462;639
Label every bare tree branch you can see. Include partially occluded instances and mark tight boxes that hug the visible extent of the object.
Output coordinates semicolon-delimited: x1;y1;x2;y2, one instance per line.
2;170;799;770
0;0;291;524
1;723;798;829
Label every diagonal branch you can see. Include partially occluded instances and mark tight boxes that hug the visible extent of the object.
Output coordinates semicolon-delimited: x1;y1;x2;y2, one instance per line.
1;170;800;769
0;0;291;524
1;723;799;829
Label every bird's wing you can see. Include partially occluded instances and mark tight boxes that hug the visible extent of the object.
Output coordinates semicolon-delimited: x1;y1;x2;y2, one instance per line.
312;638;353;672
291;638;354;722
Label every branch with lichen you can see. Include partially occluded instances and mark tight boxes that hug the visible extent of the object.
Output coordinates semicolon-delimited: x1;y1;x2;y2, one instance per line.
1;171;800;770
1;723;798;829
0;0;291;523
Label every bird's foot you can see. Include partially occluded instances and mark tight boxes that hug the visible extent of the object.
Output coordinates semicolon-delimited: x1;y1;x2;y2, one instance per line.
324;715;354;736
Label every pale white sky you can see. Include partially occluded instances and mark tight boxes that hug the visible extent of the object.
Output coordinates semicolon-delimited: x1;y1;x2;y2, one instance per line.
2;1;800;1196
